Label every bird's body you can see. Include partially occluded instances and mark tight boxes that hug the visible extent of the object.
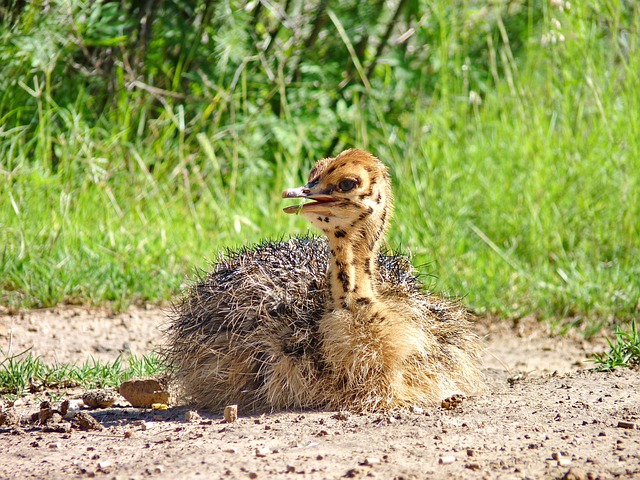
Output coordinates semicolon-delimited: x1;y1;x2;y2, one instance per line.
165;149;483;412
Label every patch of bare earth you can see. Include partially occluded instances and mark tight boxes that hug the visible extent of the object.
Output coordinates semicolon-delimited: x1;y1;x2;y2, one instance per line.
1;308;639;480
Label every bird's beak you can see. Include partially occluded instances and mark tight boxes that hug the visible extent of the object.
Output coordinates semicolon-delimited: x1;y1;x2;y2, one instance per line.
282;184;336;215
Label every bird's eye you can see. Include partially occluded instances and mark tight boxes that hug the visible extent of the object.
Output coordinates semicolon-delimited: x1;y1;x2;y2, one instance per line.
337;178;357;192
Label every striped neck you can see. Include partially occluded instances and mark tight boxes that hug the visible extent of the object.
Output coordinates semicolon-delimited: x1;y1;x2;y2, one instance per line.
326;231;378;311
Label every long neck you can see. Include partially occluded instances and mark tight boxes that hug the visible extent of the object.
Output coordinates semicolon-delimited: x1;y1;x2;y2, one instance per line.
326;224;383;311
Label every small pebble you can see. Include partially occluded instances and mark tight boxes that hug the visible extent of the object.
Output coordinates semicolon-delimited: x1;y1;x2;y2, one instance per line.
617;421;636;429
441;394;465;410
439;455;456;465
364;457;381;466
74;412;103;431
48;442;60;449
562;467;588;480
558;458;572;467
82;389;118;409
224;405;238;423
62;400;82;419
255;447;270;457
184;410;202;422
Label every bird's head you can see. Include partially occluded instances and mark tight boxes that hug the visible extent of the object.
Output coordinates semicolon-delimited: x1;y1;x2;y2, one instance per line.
282;149;392;237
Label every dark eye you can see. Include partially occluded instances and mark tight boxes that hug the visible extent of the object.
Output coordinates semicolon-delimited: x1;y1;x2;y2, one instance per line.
337;178;357;192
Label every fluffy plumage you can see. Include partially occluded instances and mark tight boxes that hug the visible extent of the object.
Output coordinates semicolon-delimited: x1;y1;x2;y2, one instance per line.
164;149;483;412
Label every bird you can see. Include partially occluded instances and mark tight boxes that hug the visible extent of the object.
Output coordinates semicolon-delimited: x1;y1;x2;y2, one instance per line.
164;149;483;412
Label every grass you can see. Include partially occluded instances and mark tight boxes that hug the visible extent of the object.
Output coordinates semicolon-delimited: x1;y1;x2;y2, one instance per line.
0;1;638;337
0;350;165;397
592;319;640;370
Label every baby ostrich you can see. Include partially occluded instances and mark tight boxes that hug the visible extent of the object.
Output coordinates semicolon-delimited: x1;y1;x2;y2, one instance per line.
165;149;483;412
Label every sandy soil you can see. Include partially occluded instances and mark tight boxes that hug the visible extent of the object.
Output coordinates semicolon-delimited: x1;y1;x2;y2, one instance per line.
1;307;639;480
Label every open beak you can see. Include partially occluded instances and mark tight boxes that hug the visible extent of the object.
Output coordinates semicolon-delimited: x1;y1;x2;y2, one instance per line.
282;185;336;216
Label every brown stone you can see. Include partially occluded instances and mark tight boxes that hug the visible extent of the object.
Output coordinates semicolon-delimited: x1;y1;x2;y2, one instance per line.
74;411;103;431
119;379;169;408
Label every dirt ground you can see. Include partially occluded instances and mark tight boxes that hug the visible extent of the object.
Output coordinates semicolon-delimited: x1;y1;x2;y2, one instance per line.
1;307;639;480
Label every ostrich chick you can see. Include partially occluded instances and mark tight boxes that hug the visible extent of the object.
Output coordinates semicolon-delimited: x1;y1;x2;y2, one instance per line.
165;149;483;412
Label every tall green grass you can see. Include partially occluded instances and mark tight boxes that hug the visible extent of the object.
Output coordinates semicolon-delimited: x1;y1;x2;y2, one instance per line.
1;1;638;334
391;3;640;331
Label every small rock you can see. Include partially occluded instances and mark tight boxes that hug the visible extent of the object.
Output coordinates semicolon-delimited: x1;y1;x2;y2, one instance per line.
153;465;163;474
38;404;54;424
0;408;21;427
223;448;237;454
552;452;562;460
248;473;258;479
286;465;296;473
562;467;588;480
617;421;636;430
73;411;103;431
60;400;70;416
466;463;481;471
558;458;572;467
466;449;474;457
184;410;202;422
97;460;112;473
119;378;169;408
224;405;238;423
82;389;118;409
410;405;424;415
441;395;465;411
364;457;381;466
123;430;134;438
255;447;270;457
62;400;82;419
48;442;60;449
439;455;456;465
50;412;63;424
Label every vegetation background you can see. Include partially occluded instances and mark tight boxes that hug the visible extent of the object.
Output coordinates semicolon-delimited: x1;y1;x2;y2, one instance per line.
1;0;638;336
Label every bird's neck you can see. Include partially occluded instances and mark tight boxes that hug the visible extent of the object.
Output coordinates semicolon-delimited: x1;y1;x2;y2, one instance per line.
326;232;379;311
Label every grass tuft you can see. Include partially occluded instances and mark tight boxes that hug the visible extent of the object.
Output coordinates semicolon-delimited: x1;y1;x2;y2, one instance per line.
592;319;640;370
0;350;165;397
